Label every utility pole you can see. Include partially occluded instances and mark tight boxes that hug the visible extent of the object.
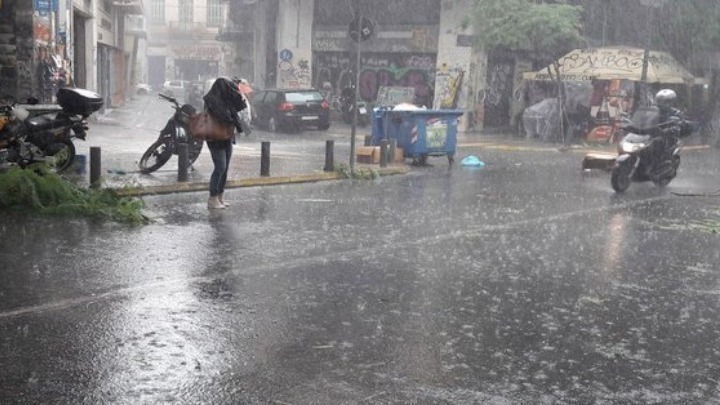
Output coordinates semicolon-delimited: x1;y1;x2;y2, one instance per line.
347;0;373;173
349;12;361;172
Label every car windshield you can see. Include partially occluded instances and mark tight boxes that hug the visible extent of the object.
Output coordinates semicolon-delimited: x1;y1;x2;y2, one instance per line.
285;92;323;102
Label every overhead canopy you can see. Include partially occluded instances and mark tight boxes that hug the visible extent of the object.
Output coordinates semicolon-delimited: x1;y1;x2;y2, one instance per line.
522;46;707;85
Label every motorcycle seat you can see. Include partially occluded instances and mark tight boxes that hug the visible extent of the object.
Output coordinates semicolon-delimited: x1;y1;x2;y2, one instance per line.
26;114;74;133
623;133;651;144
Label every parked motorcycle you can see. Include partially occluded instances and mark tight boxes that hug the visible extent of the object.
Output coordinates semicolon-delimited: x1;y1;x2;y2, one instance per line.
138;93;204;174
610;107;693;193
340;86;370;127
0;88;102;173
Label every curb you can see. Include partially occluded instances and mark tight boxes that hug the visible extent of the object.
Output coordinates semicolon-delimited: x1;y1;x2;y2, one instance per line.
113;165;410;197
109;142;712;198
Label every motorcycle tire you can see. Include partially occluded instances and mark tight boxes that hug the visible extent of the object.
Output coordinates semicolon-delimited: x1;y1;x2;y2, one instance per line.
187;139;204;165
139;138;173;174
611;161;633;193
46;139;76;173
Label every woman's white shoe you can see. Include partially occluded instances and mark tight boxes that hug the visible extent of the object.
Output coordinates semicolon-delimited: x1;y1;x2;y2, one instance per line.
208;196;226;209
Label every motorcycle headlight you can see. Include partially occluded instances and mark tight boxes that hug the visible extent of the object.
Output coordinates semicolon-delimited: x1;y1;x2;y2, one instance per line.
619;140;645;153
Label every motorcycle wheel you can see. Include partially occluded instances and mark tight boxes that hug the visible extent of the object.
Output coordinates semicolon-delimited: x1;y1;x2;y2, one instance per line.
611;161;633;193
187;139;204;165
139;138;173;174
46;139;76;173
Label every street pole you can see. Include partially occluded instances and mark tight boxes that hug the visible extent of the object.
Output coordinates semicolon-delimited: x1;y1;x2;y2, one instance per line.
639;47;650;107
349;13;362;173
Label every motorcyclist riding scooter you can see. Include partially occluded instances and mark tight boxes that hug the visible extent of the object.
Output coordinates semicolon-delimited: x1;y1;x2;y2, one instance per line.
610;88;694;192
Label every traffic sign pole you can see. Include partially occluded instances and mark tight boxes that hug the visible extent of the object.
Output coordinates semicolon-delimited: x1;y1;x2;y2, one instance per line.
348;10;373;173
349;16;362;173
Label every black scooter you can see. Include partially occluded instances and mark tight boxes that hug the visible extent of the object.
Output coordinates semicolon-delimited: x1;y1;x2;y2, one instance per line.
610;108;693;193
138;93;204;174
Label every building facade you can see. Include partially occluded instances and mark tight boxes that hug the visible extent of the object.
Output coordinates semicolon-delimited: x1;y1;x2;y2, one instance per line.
2;0;531;131
0;0;144;108
145;0;236;89
142;0;508;131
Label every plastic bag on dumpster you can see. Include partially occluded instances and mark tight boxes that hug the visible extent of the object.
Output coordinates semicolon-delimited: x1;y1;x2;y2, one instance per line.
393;103;425;111
522;98;562;142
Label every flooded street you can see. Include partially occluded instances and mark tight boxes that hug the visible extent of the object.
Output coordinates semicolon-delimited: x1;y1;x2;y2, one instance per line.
2;146;719;403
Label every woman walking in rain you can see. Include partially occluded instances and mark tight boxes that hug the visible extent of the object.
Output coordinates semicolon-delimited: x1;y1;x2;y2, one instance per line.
202;77;247;209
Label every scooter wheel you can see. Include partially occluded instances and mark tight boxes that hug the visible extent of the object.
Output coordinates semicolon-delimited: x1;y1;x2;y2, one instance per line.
611;162;632;193
651;159;678;187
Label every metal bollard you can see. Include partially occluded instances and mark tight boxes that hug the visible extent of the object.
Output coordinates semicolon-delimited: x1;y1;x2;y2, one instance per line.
389;139;396;164
380;139;389;168
89;146;101;188
324;140;334;172
260;141;270;177
177;143;189;182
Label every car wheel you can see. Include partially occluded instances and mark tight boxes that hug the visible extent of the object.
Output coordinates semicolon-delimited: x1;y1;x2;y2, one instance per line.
318;122;330;131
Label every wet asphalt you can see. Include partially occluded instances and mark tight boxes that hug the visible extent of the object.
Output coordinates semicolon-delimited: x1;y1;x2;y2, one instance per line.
1;95;720;404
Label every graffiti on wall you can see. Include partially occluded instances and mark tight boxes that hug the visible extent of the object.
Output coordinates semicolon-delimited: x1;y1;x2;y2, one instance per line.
16;59;32;97
314;53;436;107
277;48;311;88
483;63;513;107
433;63;465;109
482;61;515;127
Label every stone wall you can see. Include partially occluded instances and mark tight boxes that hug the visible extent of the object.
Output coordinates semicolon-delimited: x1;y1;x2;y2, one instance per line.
0;1;40;102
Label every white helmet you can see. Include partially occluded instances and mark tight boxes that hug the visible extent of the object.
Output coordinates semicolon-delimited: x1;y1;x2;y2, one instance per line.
655;89;676;108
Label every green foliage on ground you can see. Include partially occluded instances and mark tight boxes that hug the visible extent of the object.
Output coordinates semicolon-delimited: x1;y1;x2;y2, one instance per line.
334;163;379;180
0;165;147;225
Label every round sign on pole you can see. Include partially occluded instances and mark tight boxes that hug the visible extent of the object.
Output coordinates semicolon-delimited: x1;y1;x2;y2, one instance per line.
349;17;374;42
279;49;293;61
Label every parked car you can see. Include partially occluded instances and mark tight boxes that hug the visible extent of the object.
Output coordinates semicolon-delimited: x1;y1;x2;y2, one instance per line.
161;80;191;98
184;81;205;110
251;88;330;132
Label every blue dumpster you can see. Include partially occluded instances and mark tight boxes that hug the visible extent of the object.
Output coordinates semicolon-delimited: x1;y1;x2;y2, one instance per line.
371;108;463;164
